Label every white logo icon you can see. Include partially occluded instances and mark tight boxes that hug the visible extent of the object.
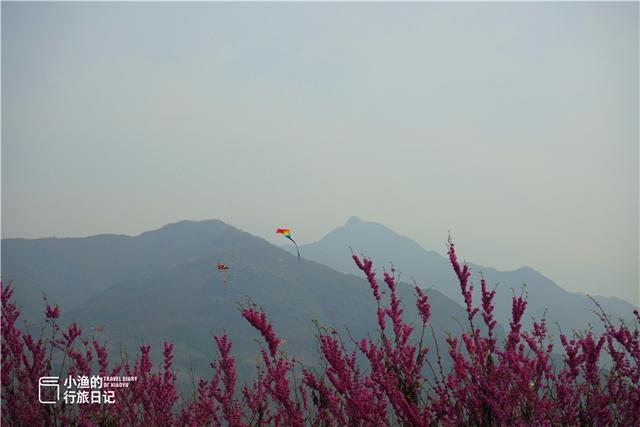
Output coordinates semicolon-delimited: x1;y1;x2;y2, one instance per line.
38;377;60;404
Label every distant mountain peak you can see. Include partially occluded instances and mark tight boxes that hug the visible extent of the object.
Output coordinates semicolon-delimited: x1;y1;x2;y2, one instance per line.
346;216;364;225
157;218;228;230
305;217;444;267
139;218;232;236
341;216;394;234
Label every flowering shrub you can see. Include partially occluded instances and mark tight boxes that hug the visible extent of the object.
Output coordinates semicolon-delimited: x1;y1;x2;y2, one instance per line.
2;240;639;425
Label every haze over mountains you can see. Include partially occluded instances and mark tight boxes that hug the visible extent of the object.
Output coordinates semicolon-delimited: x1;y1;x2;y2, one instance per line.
1;219;471;386
293;216;638;342
3;217;636;387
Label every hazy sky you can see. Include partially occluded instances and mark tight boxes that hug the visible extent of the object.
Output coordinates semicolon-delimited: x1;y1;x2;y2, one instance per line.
2;2;638;305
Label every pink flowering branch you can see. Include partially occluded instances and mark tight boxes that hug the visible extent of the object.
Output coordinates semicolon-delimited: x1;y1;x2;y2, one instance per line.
2;237;639;426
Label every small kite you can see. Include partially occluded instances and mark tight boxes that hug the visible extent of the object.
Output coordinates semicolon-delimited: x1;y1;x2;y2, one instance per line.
216;263;230;290
91;325;105;333
276;228;300;262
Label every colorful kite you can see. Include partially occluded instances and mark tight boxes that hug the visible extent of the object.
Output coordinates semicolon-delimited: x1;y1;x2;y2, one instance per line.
276;228;300;262
216;263;230;290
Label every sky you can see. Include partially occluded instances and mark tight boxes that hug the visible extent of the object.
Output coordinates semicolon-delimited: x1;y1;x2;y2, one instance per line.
2;2;638;305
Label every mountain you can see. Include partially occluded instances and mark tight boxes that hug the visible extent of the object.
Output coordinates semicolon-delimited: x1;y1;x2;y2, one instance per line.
2;220;257;320
2;219;472;387
293;217;638;342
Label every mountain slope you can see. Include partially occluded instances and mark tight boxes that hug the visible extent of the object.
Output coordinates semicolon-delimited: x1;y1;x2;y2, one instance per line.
294;217;638;339
2;219;471;386
1;220;262;319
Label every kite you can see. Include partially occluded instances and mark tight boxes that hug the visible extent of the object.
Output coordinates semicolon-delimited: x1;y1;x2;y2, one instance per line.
216;263;230;290
91;325;105;333
276;228;300;262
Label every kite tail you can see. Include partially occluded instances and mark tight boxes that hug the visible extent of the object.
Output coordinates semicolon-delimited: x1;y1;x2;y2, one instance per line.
289;237;301;262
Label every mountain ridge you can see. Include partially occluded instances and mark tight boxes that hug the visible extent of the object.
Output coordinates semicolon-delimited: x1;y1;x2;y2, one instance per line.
2;218;475;387
291;217;638;338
